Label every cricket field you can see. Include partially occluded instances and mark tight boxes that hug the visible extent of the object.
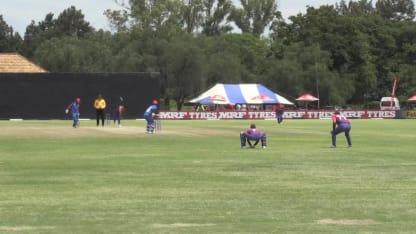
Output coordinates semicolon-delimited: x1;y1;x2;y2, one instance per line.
0;119;415;233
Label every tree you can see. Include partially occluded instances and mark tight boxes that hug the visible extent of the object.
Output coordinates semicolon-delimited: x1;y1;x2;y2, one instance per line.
22;14;55;58
203;35;245;85
106;0;185;38
33;33;113;72
104;3;130;32
159;35;206;110
0;15;22;52
336;0;375;16
183;0;204;34
110;40;146;72
22;7;93;58
219;34;271;83
395;21;416;65
394;64;416;99
270;4;393;104
376;0;415;21
24;7;93;39
230;0;278;37
201;0;234;36
55;6;94;36
264;42;353;107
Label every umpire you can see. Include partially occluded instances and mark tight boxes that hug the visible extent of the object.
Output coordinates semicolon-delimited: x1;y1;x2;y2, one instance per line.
94;94;107;127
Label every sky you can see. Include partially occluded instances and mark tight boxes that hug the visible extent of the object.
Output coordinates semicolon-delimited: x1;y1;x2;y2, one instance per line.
1;0;340;35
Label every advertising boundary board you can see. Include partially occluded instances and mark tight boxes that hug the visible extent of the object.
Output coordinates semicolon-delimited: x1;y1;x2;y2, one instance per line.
404;111;416;119
158;110;400;120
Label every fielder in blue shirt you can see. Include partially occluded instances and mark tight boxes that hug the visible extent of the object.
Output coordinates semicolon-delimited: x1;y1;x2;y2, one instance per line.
66;97;80;128
143;99;159;133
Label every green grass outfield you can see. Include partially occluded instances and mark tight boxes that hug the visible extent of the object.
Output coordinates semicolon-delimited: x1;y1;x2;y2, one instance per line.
0;119;415;233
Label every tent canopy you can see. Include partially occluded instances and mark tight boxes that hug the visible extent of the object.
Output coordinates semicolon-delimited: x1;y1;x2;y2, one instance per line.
189;83;294;105
408;95;416;102
296;93;319;102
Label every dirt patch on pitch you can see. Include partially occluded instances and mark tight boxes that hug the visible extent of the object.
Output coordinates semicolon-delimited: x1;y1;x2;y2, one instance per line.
152;223;215;228
317;219;380;225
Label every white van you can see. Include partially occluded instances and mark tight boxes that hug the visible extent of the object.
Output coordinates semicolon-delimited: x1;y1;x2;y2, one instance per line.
380;97;400;110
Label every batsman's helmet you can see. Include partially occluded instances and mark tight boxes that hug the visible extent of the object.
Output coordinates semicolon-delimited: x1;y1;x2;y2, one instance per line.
250;123;256;129
334;110;340;115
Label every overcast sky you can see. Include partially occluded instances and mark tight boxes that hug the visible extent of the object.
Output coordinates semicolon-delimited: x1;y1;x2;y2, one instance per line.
1;0;341;35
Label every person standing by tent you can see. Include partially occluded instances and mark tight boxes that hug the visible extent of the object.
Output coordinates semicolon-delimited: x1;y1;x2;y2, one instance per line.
241;104;247;111
240;124;267;149
94;94;106;127
195;104;205;111
331;111;352;148
65;97;81;128
144;99;159;134
275;104;285;124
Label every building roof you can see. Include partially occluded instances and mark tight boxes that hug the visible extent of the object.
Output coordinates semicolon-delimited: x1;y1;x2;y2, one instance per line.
0;53;47;73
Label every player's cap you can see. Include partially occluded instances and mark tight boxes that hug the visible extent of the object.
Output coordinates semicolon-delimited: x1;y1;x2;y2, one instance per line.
334;110;340;114
76;97;81;103
152;99;158;105
250;123;256;129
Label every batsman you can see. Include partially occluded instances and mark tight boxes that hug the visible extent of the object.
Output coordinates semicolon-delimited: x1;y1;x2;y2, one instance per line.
143;99;159;134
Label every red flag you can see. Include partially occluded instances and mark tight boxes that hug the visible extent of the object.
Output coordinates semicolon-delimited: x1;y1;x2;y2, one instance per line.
392;77;397;97
390;77;398;109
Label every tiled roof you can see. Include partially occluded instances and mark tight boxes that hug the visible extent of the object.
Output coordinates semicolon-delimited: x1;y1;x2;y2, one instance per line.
0;53;47;73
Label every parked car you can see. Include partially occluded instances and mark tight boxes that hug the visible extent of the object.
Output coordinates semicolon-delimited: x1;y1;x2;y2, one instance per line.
380;97;400;110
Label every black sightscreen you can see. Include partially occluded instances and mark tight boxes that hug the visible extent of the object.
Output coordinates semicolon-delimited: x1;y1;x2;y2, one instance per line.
0;72;160;119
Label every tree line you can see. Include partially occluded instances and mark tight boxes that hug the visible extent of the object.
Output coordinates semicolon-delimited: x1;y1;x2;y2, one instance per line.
1;0;416;110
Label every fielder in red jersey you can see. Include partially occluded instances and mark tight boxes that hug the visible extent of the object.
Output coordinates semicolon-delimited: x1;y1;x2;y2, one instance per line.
331;111;352;148
240;124;267;149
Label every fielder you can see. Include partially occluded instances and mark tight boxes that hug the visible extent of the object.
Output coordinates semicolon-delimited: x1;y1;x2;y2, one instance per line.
275;104;285;124
331;110;352;148
143;99;159;134
240;124;267;149
66;97;81;128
